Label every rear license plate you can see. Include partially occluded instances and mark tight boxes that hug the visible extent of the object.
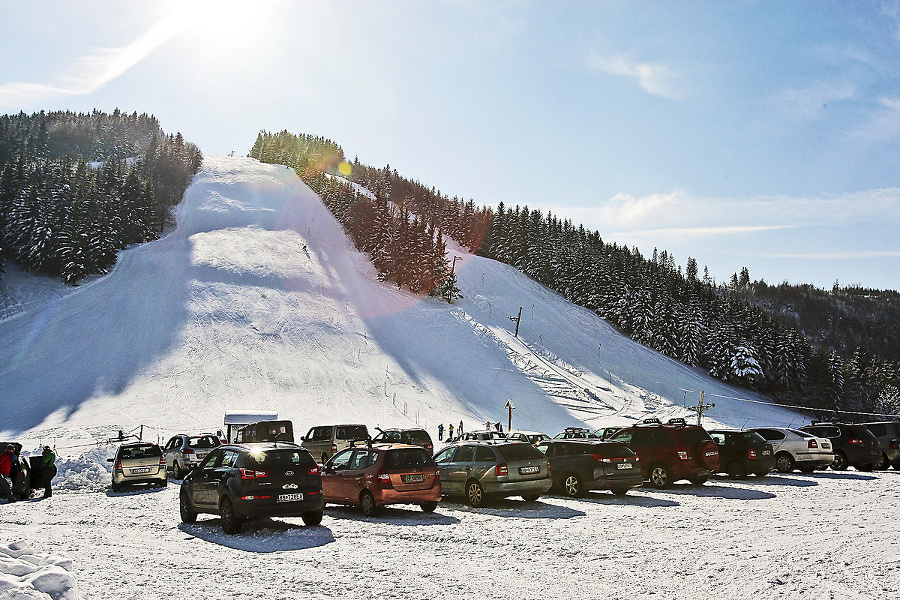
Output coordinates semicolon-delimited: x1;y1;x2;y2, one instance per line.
277;493;304;502
402;473;426;483
617;463;634;469
519;465;540;475
131;467;151;474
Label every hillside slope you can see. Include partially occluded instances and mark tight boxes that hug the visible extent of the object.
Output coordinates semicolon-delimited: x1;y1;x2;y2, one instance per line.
0;156;803;446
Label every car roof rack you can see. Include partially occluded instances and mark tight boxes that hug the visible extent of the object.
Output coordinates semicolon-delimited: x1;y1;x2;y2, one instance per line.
667;418;687;426
638;418;662;426
348;438;374;449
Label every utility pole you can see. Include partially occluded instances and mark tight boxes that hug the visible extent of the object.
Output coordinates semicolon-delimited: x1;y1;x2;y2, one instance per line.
451;255;461;274
687;391;715;425
509;306;522;338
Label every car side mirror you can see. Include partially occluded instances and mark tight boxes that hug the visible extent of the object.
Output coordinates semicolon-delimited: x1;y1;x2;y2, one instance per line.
106;458;114;463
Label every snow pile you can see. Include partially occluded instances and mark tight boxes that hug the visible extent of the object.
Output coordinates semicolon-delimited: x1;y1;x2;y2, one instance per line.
0;541;81;600
52;446;114;493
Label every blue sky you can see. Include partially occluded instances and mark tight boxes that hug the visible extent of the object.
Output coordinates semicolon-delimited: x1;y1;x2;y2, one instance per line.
1;0;899;290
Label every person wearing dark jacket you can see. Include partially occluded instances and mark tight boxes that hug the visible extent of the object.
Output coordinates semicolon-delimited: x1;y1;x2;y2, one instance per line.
0;445;15;503
40;446;57;499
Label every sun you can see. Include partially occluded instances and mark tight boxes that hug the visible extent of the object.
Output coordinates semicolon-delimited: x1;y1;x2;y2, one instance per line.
173;0;279;59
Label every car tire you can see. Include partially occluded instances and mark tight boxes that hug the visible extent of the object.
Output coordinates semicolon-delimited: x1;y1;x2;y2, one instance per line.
727;461;747;479
648;463;672;489
173;461;184;479
775;452;795;473
466;480;486;507
180;490;197;523
111;482;122;493
360;491;379;517
875;453;890;470
302;510;323;526
220;497;242;534
562;473;583;498
831;451;848;470
420;501;438;513
521;494;541;502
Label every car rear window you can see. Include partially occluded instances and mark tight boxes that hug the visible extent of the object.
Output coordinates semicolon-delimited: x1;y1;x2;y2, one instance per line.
681;428;712;445
848;426;876;439
590;442;635;458
740;431;767;444
188;436;219;449
404;431;432;445
250;449;316;469
336;425;368;440
120;445;161;458
385;448;436;468
865;424;886;436
496;443;545;461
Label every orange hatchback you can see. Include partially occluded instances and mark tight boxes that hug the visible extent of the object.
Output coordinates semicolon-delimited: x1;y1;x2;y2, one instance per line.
321;443;441;516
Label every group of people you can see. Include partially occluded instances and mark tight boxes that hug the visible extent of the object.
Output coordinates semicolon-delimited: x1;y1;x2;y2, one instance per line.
437;421;465;442
0;444;56;503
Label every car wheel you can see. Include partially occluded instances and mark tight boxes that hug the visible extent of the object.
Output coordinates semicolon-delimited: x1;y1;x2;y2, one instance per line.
220;498;242;534
466;480;486;507
360;491;379;517
648;463;672;489
562;473;583;498
180;490;197;523
775;452;795;473
611;488;629;496
173;461;184;479
420;501;438;513
302;510;323;526
727;461;747;479
521;494;541;502
831;451;848;470
111;482;122;493
875;453;890;470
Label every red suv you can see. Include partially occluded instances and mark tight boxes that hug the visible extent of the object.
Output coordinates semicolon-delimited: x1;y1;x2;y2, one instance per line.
607;418;720;488
321;443;441;516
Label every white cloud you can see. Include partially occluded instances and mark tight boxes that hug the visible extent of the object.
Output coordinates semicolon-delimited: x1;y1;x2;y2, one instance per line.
586;52;686;100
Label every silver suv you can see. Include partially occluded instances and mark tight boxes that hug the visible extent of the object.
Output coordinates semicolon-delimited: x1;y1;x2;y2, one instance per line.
433;441;551;507
300;424;370;464
163;434;221;479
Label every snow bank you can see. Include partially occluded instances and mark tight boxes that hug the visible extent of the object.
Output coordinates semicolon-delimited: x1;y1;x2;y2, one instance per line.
0;541;81;600
51;446;115;494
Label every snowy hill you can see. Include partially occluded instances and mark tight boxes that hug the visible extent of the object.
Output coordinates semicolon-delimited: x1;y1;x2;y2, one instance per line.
0;155;804;447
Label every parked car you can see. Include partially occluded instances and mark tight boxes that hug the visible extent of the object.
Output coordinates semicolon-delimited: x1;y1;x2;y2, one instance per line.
859;421;900;470
0;442;32;500
592;427;624;440
707;429;775;478
536;439;642;496
163;434;222;479
371;428;434;453
179;442;324;534
607;418;719;488
553;427;599;439
799;422;880;471
300;424;370;464
456;430;508;442
506;431;551;445
748;427;834;473
433;441;552;507
233;420;294;444
107;442;167;492
321;442;441;516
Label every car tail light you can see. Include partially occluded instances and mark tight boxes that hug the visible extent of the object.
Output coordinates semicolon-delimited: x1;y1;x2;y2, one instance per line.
159;456;166;467
240;495;272;500
677;451;688;461
307;465;320;476
808;440;818;448
891;440;899;450
114;460;122;470
847;438;864;445
377;470;393;488
331;443;337;454
433;469;440;481
748;449;757;460
182;449;194;454
240;468;269;479
495;463;508;476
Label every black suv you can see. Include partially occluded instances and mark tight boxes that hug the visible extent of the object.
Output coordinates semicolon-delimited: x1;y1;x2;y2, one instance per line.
799;422;880;471
859;421;900;470
608;418;720;488
537;439;642;496
179;442;324;534
707;429;775;478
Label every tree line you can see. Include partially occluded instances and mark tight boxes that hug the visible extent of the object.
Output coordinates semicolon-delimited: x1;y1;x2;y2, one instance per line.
0;109;202;283
252;130;897;419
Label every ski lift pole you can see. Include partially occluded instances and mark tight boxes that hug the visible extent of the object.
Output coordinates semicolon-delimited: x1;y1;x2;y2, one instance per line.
505;400;515;433
509;306;522;338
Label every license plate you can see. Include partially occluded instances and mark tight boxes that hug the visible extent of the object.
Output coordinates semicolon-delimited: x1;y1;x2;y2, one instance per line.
402;473;426;483
131;467;151;474
519;465;540;475
277;493;304;502
617;463;634;469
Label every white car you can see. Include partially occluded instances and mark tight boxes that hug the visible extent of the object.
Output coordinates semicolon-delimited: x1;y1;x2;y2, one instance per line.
749;427;834;473
505;431;551;445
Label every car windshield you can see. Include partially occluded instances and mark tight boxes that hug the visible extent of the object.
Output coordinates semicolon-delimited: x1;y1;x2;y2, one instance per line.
496;443;544;461
250;449;316;469
119;444;161;459
385;448;435;468
188;436;219;449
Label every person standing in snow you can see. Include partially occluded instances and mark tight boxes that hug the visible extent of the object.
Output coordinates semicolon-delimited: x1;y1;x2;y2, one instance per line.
459;420;463;435
448;424;454;441
0;445;15;503
438;423;444;441
40;446;57;499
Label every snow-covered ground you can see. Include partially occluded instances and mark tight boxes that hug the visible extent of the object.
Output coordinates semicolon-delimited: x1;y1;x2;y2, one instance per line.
1;155;890;598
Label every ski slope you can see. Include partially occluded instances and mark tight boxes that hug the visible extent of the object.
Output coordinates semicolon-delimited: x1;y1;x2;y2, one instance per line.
1;155;803;448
